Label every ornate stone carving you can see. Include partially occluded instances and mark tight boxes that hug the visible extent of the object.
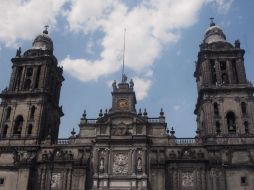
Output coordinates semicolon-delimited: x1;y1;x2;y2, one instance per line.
112;153;129;175
99;157;104;172
137;157;142;172
51;173;61;188
182;172;194;187
113;122;133;136
13;150;36;163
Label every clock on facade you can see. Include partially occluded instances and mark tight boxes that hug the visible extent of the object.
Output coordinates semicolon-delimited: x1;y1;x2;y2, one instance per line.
117;99;129;110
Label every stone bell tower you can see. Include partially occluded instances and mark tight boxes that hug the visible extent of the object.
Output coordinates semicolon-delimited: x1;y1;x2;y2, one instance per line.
194;19;254;138
0;27;64;144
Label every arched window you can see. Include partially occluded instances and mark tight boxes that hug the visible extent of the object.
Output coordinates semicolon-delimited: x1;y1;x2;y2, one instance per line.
216;121;221;134
13;115;24;136
244;121;249;134
221;73;228;84
27;124;33;136
226;112;236;133
2;125;8;138
232;60;238;83
210;60;217;85
241;102;247;115
213;102;219;116
26;68;33;77
30;106;36;119
5;107;12;120
24;79;31;90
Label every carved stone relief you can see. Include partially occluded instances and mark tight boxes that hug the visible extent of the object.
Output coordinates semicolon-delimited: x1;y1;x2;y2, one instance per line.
112;153;129;175
112;122;132;136
182;172;194;187
51;173;61;189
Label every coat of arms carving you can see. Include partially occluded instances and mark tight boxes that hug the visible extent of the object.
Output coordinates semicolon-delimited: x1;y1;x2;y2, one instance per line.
182;172;194;187
112;153;129;175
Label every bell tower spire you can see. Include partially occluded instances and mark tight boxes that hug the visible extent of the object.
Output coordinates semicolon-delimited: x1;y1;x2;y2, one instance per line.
194;19;254;138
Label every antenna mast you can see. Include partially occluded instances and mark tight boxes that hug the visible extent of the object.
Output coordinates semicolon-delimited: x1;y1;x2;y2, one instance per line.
122;28;127;82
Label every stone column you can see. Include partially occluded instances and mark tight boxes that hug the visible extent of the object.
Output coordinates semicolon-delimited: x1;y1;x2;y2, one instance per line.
227;60;233;84
66;169;72;190
40;168;46;190
108;149;112;175
105;148;109;174
93;148;99;176
215;60;221;84
142;148;147;175
131;148;136;175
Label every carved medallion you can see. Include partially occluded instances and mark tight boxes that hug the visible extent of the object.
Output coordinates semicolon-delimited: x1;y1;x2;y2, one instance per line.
112;153;129;175
182;172;194;187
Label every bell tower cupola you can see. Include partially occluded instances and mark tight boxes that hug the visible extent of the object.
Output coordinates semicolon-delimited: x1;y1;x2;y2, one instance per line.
0;26;64;144
194;19;254;138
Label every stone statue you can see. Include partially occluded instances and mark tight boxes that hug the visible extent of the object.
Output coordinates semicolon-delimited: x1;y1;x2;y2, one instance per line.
137;157;142;171
130;79;134;88
122;74;127;83
99;157;104;172
112;80;117;90
16;47;21;57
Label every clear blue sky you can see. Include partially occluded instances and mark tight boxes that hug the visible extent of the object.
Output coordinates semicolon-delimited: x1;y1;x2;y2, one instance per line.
0;0;253;138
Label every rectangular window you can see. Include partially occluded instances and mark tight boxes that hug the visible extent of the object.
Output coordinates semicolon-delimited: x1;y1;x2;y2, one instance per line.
220;61;228;84
210;60;217;85
0;177;5;185
232;59;238;83
241;176;248;186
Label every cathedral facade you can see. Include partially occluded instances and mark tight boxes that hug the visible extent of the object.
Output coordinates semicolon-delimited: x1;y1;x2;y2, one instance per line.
0;21;253;190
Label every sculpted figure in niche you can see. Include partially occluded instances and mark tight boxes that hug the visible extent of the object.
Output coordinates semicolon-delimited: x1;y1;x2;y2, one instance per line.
99;157;104;172
137;157;142;172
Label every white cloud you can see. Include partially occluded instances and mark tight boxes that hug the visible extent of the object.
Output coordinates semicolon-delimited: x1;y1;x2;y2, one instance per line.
61;0;234;100
0;0;66;48
0;0;234;100
133;77;152;101
61;0;205;82
206;0;234;13
173;105;182;112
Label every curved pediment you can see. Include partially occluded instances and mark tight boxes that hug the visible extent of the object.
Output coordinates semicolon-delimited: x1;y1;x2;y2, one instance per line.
97;111;147;125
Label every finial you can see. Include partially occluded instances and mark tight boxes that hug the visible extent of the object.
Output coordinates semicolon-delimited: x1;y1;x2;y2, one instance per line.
234;39;240;48
170;127;175;136
138;108;142;116
209;17;215;27
104;109;108;116
82;110;87;119
71;128;76;136
99;109;103;117
43;25;49;34
143;108;147;117
160;108;164;117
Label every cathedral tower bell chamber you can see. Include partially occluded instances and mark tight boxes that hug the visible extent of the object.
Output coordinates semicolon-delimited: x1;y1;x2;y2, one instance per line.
0;28;64;144
194;20;254;138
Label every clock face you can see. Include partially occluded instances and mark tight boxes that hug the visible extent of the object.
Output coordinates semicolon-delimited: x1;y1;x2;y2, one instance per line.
117;99;129;110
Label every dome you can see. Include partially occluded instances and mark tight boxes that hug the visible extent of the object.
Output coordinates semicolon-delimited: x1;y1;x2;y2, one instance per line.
32;28;53;51
203;19;227;44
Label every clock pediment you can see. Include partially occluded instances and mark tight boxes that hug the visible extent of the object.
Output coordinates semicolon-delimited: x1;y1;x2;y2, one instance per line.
110;79;137;113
